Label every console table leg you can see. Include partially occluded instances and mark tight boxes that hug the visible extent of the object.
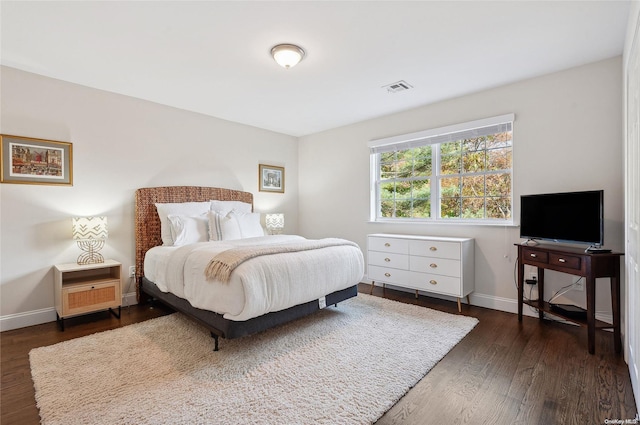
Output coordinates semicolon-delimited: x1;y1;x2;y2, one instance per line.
517;261;525;321
538;268;545;320
586;276;596;354
611;264;622;354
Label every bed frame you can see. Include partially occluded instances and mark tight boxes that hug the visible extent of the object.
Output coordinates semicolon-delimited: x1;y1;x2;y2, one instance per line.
134;186;358;350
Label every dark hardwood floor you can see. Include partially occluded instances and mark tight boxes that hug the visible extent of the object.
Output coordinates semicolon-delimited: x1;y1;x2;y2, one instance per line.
1;285;637;425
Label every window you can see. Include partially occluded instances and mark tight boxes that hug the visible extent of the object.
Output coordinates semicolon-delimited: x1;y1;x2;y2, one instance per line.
369;114;514;224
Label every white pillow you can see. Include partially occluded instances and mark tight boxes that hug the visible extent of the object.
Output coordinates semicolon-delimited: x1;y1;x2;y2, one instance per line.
208;210;242;241
232;211;265;238
155;202;211;246
168;213;209;246
210;200;252;215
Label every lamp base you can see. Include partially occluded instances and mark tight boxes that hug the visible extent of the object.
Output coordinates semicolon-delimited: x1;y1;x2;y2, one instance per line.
76;240;105;265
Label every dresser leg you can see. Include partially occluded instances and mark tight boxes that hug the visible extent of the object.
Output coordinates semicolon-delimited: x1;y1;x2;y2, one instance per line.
415;290;418;299
369;281;375;295
457;298;462;312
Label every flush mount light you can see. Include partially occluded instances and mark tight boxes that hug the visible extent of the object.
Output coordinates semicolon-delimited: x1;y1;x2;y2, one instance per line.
271;44;305;69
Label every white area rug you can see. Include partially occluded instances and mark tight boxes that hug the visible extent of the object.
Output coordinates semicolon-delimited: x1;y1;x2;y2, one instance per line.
30;294;478;425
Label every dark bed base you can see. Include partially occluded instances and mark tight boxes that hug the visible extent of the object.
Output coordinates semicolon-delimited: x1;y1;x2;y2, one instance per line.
141;277;358;350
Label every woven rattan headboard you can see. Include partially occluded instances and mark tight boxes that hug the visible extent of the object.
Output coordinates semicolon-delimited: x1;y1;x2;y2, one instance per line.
134;186;253;300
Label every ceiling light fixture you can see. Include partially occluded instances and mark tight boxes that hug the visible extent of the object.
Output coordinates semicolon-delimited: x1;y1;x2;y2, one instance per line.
271;44;305;69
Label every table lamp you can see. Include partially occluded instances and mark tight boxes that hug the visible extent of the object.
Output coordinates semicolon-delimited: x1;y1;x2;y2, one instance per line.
72;216;108;265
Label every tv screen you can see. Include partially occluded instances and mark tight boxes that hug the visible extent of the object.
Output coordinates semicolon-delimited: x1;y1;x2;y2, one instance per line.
520;190;603;246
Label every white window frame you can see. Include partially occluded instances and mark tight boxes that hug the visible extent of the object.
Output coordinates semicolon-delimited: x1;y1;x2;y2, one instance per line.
369;114;514;224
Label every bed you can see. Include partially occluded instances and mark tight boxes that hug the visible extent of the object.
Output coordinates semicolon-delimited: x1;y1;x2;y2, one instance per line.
135;186;364;350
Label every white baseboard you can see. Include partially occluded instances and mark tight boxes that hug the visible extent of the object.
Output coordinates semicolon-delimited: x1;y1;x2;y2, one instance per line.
364;277;614;324
0;293;139;332
0;307;57;332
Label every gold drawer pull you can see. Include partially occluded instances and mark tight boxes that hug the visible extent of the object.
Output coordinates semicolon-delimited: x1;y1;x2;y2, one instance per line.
385;258;391;262
430;246;437;251
558;258;566;263
530;253;537;258
430;263;438;268
384;243;391;247
429;280;437;285
385;272;391;277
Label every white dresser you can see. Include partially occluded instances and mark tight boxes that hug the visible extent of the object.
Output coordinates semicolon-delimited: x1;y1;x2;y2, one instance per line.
367;233;474;312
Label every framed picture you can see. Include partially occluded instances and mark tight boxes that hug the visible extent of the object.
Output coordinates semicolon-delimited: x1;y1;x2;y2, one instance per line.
1;135;73;186
259;164;284;193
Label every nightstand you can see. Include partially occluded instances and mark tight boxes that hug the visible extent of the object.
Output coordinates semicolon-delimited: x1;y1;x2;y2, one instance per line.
53;260;122;331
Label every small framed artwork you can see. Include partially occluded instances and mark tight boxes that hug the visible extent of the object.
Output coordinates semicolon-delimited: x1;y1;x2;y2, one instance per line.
259;164;285;193
0;135;73;186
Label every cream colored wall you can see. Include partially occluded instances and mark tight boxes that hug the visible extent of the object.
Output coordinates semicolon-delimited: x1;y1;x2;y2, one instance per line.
298;57;624;317
0;66;298;330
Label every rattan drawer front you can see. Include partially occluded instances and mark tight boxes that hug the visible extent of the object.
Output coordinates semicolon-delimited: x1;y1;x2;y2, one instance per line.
409;240;460;260
368;236;409;255
62;280;119;316
368;251;409;269
410;257;461;277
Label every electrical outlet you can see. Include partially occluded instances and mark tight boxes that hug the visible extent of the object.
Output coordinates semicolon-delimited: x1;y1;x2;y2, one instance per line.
573;280;584;291
527;267;538;282
129;266;136;277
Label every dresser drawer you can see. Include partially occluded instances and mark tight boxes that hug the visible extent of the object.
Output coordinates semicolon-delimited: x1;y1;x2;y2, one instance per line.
409;272;462;297
410;257;461;277
368;265;411;286
522;248;549;264
549;253;582;270
409;240;460;260
368;251;409;269
368;236;409;255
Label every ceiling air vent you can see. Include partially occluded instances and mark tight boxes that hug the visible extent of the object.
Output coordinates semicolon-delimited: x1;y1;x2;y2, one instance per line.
383;80;413;93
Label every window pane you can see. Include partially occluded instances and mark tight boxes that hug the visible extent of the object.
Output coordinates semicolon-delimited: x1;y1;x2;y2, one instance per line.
412;179;431;198
462;175;484;197
380;200;395;218
395;200;412;217
486;196;512;219
441;141;461;155
463;151;486;172
440;177;461;197
440;154;461;174
380;182;395;199
487;147;512;171
485;131;512;149
486;173;511;196
462;197;485;219
380;151;396;162
462;137;485;152
411;199;431;218
395;180;411;198
380;161;397;180
440;197;461;218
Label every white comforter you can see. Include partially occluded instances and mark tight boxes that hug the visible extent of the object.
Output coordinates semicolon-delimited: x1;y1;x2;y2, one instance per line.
144;235;364;321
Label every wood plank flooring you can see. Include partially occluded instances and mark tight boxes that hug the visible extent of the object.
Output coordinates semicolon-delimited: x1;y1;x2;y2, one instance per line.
1;285;637;425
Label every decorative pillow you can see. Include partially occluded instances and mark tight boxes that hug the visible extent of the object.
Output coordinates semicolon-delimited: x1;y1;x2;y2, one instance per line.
232;211;265;238
208;210;242;241
210;200;252;215
155;202;211;246
167;213;209;246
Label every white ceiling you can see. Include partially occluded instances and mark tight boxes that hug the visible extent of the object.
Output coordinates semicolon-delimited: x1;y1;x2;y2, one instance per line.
0;1;632;137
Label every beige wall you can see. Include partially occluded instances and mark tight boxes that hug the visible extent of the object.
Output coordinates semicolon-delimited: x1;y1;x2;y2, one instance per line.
0;66;298;330
298;57;624;317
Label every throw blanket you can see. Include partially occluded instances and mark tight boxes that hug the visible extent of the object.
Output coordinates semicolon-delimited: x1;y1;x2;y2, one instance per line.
206;238;359;283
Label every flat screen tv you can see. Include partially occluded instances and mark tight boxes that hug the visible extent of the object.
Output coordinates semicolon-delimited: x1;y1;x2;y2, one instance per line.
520;190;604;247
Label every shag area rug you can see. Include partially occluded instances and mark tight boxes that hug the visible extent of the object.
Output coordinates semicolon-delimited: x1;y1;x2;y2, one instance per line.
30;294;478;425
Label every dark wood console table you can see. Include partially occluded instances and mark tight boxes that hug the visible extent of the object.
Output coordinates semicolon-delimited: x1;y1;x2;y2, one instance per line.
516;243;623;354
